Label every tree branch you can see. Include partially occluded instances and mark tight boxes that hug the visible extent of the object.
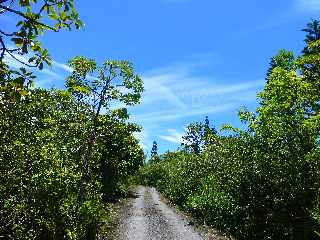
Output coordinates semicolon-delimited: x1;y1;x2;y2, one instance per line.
38;1;59;15
0;0;15;14
0;29;14;36
0;36;5;60
6;50;37;68
0;4;58;32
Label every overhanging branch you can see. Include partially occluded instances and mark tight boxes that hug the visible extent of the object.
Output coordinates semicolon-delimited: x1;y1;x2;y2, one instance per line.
0;4;58;32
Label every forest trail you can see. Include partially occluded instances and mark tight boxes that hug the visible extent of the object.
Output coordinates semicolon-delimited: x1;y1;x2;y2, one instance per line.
107;186;228;240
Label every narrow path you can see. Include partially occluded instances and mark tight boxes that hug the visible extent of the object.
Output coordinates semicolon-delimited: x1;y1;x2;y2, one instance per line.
108;186;228;240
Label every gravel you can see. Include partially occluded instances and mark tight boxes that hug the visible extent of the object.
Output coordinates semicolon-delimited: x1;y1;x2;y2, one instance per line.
107;186;229;240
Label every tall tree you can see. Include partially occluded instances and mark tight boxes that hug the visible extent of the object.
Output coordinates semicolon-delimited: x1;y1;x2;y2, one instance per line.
204;116;218;145
181;116;217;154
302;19;320;54
66;56;144;202
150;140;159;163
266;49;295;83
299;19;320;117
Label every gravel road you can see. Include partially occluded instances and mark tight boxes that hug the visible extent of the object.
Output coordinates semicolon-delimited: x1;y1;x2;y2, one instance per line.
108;186;229;240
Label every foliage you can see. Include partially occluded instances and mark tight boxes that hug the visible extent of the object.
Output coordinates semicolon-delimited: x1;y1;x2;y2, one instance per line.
181;116;217;154
303;19;320;54
0;60;144;239
266;49;295;82
138;19;320;240
0;1;145;239
0;82;144;239
0;0;82;69
149;140;160;164
66;56;144;202
0;89;102;239
99;118;144;200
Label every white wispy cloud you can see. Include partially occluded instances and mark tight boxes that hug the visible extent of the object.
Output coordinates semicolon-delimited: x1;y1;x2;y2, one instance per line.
137;60;263;123
34;78;56;88
134;103;236;122
4;53;64;80
142;72;188;109
135;58;263;150
159;129;184;144
41;69;63;79
133;131;150;150
140;59;214;109
52;60;73;72
4;53;99;85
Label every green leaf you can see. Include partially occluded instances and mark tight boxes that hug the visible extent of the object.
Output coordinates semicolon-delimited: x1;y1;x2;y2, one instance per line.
11;38;23;45
49;13;59;21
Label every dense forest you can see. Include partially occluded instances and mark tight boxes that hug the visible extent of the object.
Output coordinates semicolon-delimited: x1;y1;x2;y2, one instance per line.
0;0;320;239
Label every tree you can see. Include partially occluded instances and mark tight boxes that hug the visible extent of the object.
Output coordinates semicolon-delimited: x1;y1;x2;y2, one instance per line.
0;0;82;105
0;88;108;239
0;2;147;239
150;140;159;164
266;49;295;83
204;116;218;145
151;141;158;158
302;19;320;54
0;60;145;238
299;24;320;116
99;117;144;199
182;122;204;154
0;0;82;70
66;56;144;202
181;116;217;154
234;28;320;238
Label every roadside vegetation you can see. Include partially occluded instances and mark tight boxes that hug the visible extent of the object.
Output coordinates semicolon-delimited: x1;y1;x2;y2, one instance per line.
139;20;320;240
1;1;320;239
0;1;144;239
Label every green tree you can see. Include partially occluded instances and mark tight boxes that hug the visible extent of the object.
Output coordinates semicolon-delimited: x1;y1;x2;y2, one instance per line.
181;116;217;154
266;49;295;83
0;0;82;106
0;0;82;70
149;140;160;164
66;56;144;202
303;19;320;54
99;117;144;200
151;141;158;158
0;88;108;239
0;2;146;239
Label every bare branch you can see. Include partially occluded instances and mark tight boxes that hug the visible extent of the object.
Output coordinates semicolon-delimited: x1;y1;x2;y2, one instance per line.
0;0;15;14
0;36;5;60
7;48;20;52
6;50;37;68
0;29;15;36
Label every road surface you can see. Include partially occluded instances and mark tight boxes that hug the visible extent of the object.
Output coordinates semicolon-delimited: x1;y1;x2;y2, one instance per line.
107;186;228;240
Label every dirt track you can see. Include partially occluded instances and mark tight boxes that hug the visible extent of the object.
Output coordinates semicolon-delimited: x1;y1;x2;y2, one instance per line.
107;186;229;240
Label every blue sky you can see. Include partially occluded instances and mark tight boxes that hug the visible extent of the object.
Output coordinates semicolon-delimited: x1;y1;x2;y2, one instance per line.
1;0;320;153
